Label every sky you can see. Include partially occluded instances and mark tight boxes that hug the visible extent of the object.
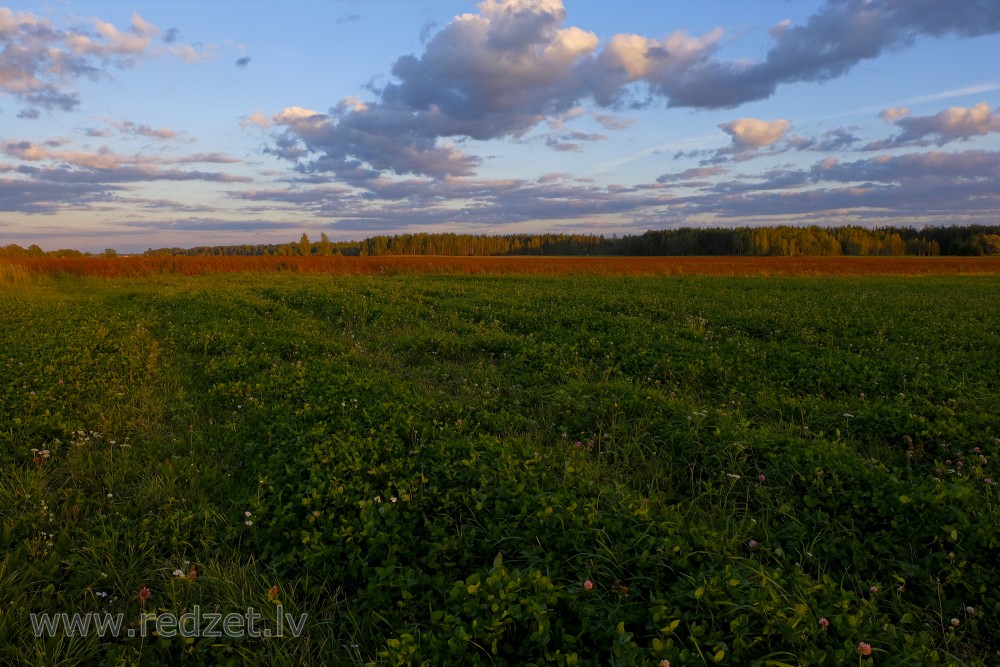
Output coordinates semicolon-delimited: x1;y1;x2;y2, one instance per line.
2;0;1000;253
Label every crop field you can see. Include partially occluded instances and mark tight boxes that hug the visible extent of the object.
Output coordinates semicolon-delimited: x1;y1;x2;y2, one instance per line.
1;265;999;665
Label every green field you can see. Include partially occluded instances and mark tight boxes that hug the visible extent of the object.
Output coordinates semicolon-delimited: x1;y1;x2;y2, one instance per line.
1;272;998;666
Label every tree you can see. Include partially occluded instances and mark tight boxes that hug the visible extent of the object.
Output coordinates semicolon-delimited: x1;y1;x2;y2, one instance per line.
299;233;312;256
317;232;333;256
972;234;1000;255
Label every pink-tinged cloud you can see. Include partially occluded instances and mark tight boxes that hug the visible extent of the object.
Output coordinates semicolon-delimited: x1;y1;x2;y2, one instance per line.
95;117;181;140
719;118;791;149
0;140;249;216
866;102;1000;149
895;102;1000;144
879;107;910;122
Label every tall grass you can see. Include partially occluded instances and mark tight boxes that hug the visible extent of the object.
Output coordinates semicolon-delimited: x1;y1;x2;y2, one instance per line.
0;261;30;285
4;254;1000;279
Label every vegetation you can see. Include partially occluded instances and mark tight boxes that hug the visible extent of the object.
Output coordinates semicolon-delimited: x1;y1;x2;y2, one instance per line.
138;225;1000;258
4;224;1000;260
4;254;1000;281
1;270;998;665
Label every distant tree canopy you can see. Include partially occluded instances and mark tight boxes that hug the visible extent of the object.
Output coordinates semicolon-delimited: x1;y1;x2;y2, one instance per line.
0;245;85;258
138;225;997;258
4;224;1000;259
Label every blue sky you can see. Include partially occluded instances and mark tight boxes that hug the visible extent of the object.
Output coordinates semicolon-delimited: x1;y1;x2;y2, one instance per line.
2;0;1000;252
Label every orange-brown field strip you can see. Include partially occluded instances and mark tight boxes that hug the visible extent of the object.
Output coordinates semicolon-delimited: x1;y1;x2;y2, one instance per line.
6;255;1000;278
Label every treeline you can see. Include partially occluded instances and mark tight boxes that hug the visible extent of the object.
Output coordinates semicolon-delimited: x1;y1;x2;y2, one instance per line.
4;225;1000;259
141;225;1000;257
0;245;87;258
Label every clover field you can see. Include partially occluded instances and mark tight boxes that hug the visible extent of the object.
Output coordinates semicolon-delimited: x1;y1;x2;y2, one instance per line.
1;270;998;666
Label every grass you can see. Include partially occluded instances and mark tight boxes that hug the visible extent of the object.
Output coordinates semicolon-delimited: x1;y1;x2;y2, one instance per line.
5;254;1000;279
0;261;30;285
0;269;998;665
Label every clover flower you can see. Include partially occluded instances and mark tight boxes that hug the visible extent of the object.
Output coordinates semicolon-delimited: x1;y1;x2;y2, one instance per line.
819;617;829;629
858;642;872;656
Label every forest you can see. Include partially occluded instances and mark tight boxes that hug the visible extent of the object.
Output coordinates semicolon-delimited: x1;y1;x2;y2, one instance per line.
3;224;1000;259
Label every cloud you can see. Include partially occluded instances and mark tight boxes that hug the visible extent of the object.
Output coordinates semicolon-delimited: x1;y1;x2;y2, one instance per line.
241;110;273;129
890;102;1000;145
117;197;216;214
227;173;674;229
789;127;861;153
816;149;1000;185
336;14;361;24
66;13;160;59
588;0;1000;109
255;0;601;179
235;56;251;68
121;217;301;232
17;108;40;120
0;176;120;213
660;148;1000;225
258;0;1000;182
656;166;729;183
0;8;207;113
545;131;606;152
96;118;180;140
719;118;790;149
592;113;635;131
0;139;249;217
419;21;439;44
879;107;909;122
